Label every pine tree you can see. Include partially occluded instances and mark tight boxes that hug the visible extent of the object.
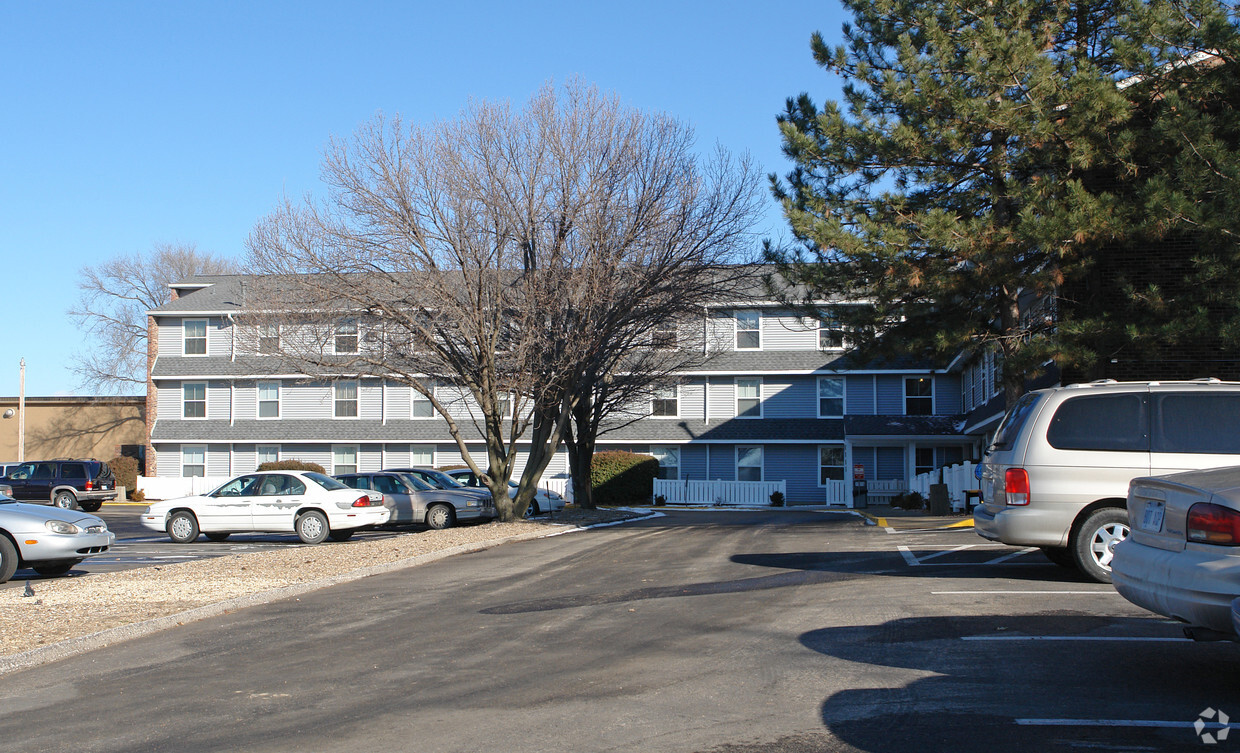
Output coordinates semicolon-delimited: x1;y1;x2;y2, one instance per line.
768;0;1239;407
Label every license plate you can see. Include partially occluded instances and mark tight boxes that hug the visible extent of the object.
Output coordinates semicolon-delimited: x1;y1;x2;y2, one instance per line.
1140;500;1165;533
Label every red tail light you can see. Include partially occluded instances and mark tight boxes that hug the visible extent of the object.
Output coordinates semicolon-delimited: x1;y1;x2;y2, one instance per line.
351;495;376;508
85;480;93;490
1187;503;1240;545
1005;468;1030;506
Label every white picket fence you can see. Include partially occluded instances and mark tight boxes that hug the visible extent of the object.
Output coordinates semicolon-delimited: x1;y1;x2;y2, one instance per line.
909;461;978;512
824;480;850;506
137;475;230;500
653;479;787;506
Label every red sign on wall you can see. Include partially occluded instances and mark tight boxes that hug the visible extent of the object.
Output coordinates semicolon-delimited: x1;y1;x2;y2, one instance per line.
853;464;865;481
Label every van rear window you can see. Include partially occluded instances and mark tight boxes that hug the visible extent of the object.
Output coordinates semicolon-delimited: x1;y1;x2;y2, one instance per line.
1047;394;1148;452
990;392;1042;451
1152;393;1240;454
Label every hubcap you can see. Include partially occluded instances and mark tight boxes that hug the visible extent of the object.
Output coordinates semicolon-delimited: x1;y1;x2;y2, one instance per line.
301;516;324;539
171;517;192;539
1090;523;1130;569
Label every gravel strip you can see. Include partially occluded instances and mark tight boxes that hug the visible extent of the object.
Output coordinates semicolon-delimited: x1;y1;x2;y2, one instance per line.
0;508;646;674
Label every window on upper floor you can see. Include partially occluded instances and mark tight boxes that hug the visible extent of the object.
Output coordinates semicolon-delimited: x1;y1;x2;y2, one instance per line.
183;319;207;356
819;445;845;485
258;323;280;355
496;391;513;419
652;385;679;417
257;381;280;419
335;319;359;355
735;310;761;350
818;377;844;417
736;378;762;418
651;446;680;480
334;381;359;418
652;321;678;350
182;445;206;478
183;382;207;419
736;446;763;482
904;377;934;415
818;313;847;350
412;386;434;418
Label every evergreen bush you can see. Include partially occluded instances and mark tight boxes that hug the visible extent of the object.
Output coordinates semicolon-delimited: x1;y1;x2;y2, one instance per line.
590;451;658;506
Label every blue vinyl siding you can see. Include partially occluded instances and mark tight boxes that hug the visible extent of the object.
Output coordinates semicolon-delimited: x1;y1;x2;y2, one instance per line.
934;375;962;414
851;446;877;482
876;446;906;481
682;445;708;480
845;375;876;415
875;376;904;414
764;377;814;418
708;445;734;480
765;445;819;503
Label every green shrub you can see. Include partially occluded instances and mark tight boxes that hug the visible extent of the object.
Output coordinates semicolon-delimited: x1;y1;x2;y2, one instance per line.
107;455;139;492
590;451;658;506
257;459;327;474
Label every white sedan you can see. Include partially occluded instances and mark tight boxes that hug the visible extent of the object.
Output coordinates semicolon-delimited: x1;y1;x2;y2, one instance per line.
140;471;390;544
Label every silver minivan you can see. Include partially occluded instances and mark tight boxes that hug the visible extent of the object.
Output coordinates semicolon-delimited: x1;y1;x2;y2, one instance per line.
975;379;1240;582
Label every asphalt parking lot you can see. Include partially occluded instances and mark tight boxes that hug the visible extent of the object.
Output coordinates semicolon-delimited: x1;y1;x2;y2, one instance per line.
1;508;1234;752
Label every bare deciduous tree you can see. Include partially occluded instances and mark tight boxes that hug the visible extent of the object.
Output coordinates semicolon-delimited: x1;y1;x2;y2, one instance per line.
244;80;762;520
70;243;239;393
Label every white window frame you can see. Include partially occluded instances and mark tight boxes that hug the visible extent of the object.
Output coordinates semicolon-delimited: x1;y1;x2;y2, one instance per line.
332;444;359;475
818;444;845;486
817;376;845;418
651;446;680;480
181;445;207;478
257;323;280;355
735;310;761;350
651;384;679;418
182;382;207;420
904;376;935;416
334;380;359;418
183;319;208;357
411;386;434;419
497;391;514;419
818;313;847;350
256;380;280;420
334;319;359;355
652;321;678;350
256;445;280;468
736;377;762;418
409;444;435;466
736;446;763;482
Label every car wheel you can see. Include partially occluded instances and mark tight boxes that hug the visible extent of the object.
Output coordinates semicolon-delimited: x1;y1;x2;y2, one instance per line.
328;529;354;542
53;491;78;510
523;501;540;519
79;500;102;513
1039;546;1075;568
204;532;231;542
0;536;17;584
1072;507;1130;583
32;561;77;577
426;504;455;530
296;510;330;544
167;510;201;544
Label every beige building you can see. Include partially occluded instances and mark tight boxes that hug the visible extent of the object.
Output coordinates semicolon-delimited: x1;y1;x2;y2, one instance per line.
0;396;146;469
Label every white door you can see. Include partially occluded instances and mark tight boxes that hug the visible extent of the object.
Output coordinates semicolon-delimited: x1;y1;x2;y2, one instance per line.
251;473;306;532
200;474;260;531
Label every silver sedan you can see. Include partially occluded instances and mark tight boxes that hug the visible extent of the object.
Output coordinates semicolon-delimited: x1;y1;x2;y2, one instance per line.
0;494;115;582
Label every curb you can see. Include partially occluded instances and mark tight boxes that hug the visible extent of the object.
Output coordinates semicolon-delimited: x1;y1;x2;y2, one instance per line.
856;511;975;530
0;515;654;675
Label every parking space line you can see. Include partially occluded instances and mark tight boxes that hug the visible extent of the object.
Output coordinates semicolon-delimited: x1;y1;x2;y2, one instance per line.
931;590;1118;595
983;547;1039;564
963;636;1190;642
914;544;978;562
1017;718;1223;730
898;545;919;566
897;544;1046;566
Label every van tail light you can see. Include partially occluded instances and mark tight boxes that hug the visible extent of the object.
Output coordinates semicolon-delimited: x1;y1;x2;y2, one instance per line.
1005;469;1030;506
85;480;93;490
1187;503;1240;545
352;495;377;508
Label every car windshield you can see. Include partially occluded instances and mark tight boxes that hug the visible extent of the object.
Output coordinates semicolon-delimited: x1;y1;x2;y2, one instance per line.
305;472;349;491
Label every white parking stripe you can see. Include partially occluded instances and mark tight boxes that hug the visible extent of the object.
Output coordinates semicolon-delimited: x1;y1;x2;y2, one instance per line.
963;636;1190;642
1017;718;1226;730
983;547;1039;564
897;545;920;566
915;544;977;562
931;590;1118;595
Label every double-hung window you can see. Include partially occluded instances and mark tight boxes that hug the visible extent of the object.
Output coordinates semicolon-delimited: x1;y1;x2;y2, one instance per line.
651;446;680;480
182;445;206;477
652;322;678;350
915;447;935;476
183;319;207;356
183;382;207;419
735;311;761;350
257;381;280;419
736;378;762;418
411;386;434;418
335;319;359;355
258;323;280;354
333;445;359;475
652;385;679;417
818;377;844;417
256;445;280;467
819;445;845;485
335;381;359;418
410;444;435;466
904;377;934;415
818;313;846;350
736;446;763;482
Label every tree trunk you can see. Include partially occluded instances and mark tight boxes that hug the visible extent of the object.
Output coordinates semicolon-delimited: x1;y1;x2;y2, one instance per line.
566;395;597;509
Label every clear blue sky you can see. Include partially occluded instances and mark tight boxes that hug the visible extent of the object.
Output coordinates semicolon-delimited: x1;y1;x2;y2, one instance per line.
0;0;847;398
